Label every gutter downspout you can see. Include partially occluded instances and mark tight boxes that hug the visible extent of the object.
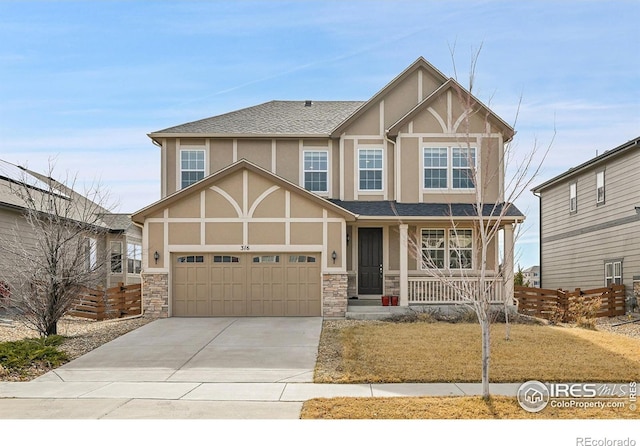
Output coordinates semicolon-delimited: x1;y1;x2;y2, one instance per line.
533;190;542;288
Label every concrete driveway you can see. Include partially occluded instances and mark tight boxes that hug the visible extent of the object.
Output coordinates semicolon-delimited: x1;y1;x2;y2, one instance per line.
48;317;323;383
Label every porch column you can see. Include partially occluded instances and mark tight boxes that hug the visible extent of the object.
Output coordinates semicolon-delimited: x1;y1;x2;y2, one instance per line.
399;224;408;306
503;223;515;305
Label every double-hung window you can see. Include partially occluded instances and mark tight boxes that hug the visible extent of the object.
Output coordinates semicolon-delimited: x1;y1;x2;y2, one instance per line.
423;147;476;190
604;261;622;286
452;148;476;189
421;228;473;270
127;243;142;274
303;151;328;193
423;148;448;189
180;150;205;189
358;149;383;191
569;182;577;213
110;241;123;273
596;171;605;204
85;237;97;272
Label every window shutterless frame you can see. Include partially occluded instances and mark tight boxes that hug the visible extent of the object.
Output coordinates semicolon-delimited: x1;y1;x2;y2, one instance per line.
422;146;477;191
357;148;383;191
302;150;328;193
569;182;577;213
179;149;206;189
596;170;605;204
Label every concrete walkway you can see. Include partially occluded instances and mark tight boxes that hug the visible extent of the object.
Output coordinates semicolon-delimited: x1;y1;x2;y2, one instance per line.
0;317;521;419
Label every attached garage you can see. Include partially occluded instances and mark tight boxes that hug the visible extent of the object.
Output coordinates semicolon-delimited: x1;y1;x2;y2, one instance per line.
172;253;321;316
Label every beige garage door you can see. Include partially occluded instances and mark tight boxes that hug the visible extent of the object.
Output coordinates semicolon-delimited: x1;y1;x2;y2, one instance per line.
172;253;321;317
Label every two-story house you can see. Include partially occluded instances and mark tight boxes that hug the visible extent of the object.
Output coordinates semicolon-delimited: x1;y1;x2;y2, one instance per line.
522;266;540;287
532;136;640;310
132;57;524;318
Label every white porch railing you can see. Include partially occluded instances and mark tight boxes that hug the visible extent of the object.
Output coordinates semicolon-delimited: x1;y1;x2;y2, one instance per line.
408;276;505;304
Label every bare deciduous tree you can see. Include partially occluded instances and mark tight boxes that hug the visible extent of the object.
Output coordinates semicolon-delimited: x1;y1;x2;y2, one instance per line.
398;47;553;399
0;161;114;336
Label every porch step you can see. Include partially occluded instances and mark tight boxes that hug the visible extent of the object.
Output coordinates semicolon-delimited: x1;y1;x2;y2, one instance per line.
346;305;413;321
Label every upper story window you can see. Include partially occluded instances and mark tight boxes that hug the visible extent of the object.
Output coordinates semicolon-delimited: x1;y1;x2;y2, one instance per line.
358;149;383;191
127;243;142;274
423;148;448;189
303;151;328;193
452;148;476;189
596;171;605;204
423;147;476;190
180;150;205;189
569;182;577;213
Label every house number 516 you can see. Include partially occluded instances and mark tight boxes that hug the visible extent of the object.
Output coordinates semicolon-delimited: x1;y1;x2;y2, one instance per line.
241;245;250;251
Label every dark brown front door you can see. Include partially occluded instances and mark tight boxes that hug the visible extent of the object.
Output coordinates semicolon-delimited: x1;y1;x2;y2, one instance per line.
358;228;383;294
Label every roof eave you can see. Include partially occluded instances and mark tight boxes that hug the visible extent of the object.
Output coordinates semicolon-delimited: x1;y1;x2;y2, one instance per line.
148;132;331;143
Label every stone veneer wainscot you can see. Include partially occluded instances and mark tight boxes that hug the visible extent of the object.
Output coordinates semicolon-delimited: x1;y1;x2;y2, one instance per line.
323;273;348;317
142;273;169;318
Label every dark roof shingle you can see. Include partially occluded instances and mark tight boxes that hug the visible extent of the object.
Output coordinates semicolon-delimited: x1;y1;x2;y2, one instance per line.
329;200;524;218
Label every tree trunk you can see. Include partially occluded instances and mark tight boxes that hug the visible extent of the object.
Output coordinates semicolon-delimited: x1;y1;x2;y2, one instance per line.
481;317;490;399
46;320;57;336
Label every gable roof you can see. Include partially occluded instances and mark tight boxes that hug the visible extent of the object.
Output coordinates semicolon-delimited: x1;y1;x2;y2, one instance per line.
131;159;358;224
386;78;515;140
330;57;449;138
532;136;640;193
149;100;364;141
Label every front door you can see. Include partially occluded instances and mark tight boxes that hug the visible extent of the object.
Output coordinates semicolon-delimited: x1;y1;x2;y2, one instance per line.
358;228;383;294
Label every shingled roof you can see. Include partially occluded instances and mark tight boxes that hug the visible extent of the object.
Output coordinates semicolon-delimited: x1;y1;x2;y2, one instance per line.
151;100;365;137
329;200;525;220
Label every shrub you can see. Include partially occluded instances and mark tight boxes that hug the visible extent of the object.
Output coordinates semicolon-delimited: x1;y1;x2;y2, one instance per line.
0;335;68;372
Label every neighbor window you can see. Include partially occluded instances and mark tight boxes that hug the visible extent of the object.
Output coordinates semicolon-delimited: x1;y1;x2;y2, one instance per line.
180;150;205;189
596;171;605;204
569;182;577;213
110;241;123;273
85;237;97;271
358;149;383;190
127;243;142;274
423;148;448;189
605;261;622;286
303;151;328;193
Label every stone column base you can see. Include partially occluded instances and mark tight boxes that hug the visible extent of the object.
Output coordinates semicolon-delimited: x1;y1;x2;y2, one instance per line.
142;273;169;318
323;273;348;318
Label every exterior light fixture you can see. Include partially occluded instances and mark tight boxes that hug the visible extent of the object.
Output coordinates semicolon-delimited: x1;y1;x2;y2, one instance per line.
331;250;337;264
154;251;160;264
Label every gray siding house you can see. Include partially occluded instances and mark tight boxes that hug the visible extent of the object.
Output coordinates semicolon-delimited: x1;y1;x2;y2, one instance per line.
0;160;143;298
532;136;640;310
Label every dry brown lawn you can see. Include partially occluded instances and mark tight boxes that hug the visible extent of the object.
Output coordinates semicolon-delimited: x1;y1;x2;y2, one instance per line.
314;321;640;383
301;396;639;419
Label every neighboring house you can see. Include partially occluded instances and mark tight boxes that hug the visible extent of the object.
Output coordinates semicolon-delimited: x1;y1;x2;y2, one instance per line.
522;266;540;287
132;57;524;318
532;136;640;309
0;159;142;295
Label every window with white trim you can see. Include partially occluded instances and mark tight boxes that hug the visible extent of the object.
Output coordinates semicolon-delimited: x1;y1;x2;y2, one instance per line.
127;243;142;274
421;228;473;270
180;150;205;189
303;151;328;193
423;146;476;190
358;149;383;191
596;171;605;204
569;182;577;213
423;148;448;189
452;148;476;189
449;229;473;269
110;241;122;273
605;261;622;286
85;237;97;272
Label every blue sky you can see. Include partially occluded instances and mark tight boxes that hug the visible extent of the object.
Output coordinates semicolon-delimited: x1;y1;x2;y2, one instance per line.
1;0;639;269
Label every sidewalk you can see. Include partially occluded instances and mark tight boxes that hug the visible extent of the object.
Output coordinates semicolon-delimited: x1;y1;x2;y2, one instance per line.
0;380;521;419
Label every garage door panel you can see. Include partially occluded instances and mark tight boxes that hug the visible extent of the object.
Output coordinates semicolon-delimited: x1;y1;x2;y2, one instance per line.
172;252;321;317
